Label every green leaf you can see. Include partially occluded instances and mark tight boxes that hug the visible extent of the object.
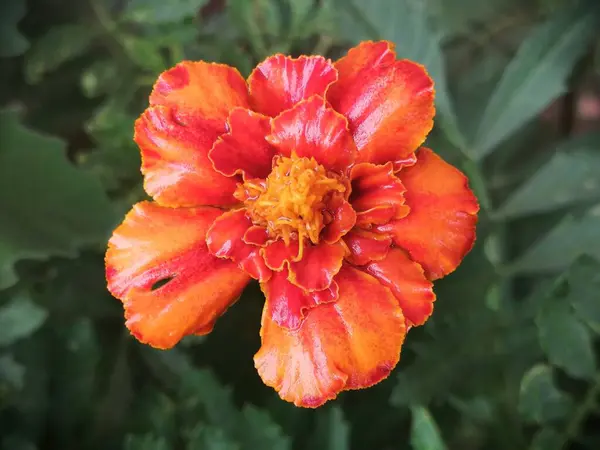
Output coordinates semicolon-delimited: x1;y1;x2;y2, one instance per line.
410;406;447;450
337;0;464;149
530;428;563;450
568;256;600;332
0;109;115;289
0;0;29;57
0;354;26;394
308;406;350;450
121;36;166;72
518;364;573;423
124;0;208;24
497;133;600;218
0;295;47;347
80;60;119;98
186;426;240;450
240;405;291;450
536;291;596;379
510;206;600;274
470;1;600;159
25;24;99;84
228;0;281;56
124;434;171;450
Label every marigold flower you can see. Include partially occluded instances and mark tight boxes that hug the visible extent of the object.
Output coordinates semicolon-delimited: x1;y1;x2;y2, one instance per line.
105;41;479;408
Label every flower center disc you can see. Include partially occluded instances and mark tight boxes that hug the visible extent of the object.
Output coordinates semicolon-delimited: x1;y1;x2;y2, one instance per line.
236;155;345;244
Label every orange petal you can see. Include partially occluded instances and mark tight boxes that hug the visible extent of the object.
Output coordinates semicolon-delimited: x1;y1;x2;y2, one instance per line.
150;61;249;113
343;229;391;266
248;55;337;117
266;96;357;172
262;238;301;271
262;268;339;330
254;265;406;408
377;148;479;280
327;41;434;167
321;194;357;244
206;209;272;282
209;108;276;180
135;105;240;207
105;202;250;349
350;162;409;227
365;248;435;326
288;240;346;291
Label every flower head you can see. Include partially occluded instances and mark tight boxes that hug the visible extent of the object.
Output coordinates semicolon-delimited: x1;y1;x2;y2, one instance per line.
105;41;479;408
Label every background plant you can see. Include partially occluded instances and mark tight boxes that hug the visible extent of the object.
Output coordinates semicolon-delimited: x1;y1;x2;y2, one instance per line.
1;0;600;448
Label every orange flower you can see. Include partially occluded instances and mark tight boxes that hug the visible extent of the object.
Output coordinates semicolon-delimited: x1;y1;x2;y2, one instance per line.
105;41;479;408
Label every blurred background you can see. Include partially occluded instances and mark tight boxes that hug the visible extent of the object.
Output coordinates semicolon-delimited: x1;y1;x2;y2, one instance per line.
1;0;600;449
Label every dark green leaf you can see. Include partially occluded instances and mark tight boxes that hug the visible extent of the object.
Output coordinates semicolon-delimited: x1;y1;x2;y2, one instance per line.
568;256;600;332
124;434;171;450
25;24;99;84
240;405;291;450
518;364;573;423
186;426;240;450
470;1;600;159
80;60;119;98
0;294;47;347
497;133;600;218
307;406;350;450
410;406;447;450
0;109;115;289
124;0;208;24
121;36;166;72
0;0;29;57
537;291;596;379
530;428;563;450
0;354;26;394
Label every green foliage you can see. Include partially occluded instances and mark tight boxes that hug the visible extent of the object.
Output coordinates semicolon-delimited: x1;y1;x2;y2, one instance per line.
2;0;600;449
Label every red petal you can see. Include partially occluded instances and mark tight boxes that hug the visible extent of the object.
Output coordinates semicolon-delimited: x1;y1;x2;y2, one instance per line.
262;269;339;330
350;162;409;227
267;96;357;172
243;225;270;246
206;209;272;282
248;55;338;117
262;239;301;271
321;194;357;243
105;202;250;349
327;41;434;166
288;240;346;291
135;106;239;207
343;229;391;266
150;61;249;113
377;148;479;280
209;108;276;180
255;265;406;408
365;248;435;326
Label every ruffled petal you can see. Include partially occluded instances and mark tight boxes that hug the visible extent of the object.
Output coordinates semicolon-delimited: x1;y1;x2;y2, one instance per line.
248;55;337;117
262;269;339;330
150;61;249;113
105;202;250;349
343;229;391;266
267;96;357;172
321;194;357;243
288;240;346;291
327;41;434;167
365;248;435;326
254;265;406;408
206;209;272;282
350;162;409;227
243;225;270;246
377;148;479;280
135;106;239;207
262;239;301;271
209;108;276;180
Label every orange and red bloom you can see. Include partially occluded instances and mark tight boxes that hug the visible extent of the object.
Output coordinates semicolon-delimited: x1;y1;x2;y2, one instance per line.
105;41;479;408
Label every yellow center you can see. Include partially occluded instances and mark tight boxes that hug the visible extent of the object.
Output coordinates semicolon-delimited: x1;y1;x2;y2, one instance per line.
236;155;345;245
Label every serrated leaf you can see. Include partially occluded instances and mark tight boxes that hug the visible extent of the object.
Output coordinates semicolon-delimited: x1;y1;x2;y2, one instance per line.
410;406;447;450
0;295;47;347
25;24;99;84
530;428;562;450
336;0;465;149
308;406;350;450
497;133;600;218
471;1;600;159
568;256;600;332
511;206;600;274
518;364;573;423
0;109;115;289
240;405;291;450
537;292;596;379
124;0;208;24
0;0;29;57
